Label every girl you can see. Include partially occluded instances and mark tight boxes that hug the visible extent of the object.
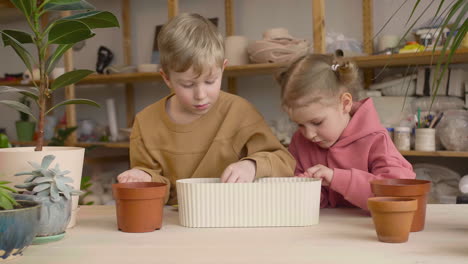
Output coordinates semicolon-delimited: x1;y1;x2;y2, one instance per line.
277;54;415;210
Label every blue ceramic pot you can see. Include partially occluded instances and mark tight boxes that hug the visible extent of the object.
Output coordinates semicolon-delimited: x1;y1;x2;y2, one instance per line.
13;194;71;237
0;200;41;261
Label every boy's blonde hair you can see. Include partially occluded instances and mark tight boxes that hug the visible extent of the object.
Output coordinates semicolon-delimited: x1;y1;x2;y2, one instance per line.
158;13;224;77
277;54;360;109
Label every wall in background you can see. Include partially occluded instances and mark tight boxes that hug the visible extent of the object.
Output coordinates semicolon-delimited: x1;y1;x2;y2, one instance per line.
0;0;459;143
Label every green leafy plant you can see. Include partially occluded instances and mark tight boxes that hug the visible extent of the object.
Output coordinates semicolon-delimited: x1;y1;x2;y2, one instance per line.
48;126;77;146
0;181;19;210
376;0;467;109
0;0;120;151
14;154;82;202
18;95;31;122
79;175;93;205
0;133;11;148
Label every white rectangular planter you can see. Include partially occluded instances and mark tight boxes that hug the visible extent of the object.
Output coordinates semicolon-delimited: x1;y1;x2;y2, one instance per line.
176;177;321;228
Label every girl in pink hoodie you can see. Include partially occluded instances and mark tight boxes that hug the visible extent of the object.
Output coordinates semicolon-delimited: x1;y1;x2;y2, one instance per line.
277;54;415;210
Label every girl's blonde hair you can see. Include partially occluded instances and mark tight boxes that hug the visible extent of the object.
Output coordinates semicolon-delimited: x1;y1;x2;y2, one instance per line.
277;54;360;109
158;13;224;77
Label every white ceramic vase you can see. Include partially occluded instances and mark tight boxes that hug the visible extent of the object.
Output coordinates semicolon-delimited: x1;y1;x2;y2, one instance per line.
0;147;85;228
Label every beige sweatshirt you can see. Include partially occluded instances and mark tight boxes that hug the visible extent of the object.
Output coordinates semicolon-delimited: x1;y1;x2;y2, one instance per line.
130;91;295;205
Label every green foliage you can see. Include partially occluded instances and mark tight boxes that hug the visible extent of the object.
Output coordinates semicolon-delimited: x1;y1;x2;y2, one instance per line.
0;133;12;148
79;175;94;205
48;126;77;146
378;0;468;110
14;155;82;202
18;95;31;122
0;181;19;210
0;0;120;150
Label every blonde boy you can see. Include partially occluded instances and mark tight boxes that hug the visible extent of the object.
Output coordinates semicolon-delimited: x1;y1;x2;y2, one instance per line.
117;13;295;204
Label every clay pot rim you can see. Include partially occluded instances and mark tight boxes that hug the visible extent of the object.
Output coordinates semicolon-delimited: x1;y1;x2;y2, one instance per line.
370;179;431;196
112;182;167;200
368;196;418;212
113;182;167;190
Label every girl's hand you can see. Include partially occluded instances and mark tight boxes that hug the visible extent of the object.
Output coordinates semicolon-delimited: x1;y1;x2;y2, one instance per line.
298;164;334;186
117;169;152;183
220;160;256;183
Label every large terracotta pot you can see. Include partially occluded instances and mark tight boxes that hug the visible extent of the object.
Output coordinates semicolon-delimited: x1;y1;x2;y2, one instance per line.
0;147;85;228
368;197;417;243
0;200;41;261
370;179;431;232
112;182;167;233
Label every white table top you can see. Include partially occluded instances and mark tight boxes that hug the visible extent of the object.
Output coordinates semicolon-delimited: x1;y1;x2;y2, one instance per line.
11;205;468;264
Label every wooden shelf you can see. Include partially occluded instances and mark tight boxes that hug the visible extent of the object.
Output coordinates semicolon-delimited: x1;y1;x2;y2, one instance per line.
399;150;468;158
352;48;468;68
2;48;467;87
11;140;130;148
75;141;130;148
10;140;468;156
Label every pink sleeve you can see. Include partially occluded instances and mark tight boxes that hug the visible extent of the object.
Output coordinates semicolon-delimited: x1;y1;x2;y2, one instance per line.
330;134;415;210
288;132;305;175
289;132;329;207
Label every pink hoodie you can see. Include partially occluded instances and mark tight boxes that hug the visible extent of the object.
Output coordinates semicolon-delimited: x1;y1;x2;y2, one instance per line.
288;98;415;210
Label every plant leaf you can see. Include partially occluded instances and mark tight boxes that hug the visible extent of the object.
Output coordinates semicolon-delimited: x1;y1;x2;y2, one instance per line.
36;190;50;197
51;69;93;90
0;185;17;193
50;183;60;201
0;86;39;101
0;100;36;122
0;181;11;185
46;98;100;115
1;30;33;45
24;175;39;182
61;11;120;29
14;171;34;176
10;0;33;17
33;183;51;193
40;155;55;169
0;194;14;210
33;177;54;184
44;0;95;11
48;20;95;45
57;176;73;183
46;44;73;74
15;182;35;189
405;0;421;25
0;31;34;73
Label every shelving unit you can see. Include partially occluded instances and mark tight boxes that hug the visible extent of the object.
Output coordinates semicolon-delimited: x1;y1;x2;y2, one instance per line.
2;0;468;158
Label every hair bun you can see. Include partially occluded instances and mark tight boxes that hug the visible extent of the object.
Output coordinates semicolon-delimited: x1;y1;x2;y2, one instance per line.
333;59;358;86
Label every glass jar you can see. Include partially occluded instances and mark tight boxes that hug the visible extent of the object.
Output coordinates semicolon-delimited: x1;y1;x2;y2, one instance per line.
394;127;411;151
436;110;468;151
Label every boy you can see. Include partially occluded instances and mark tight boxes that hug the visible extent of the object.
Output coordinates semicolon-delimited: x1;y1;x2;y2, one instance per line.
117;13;295;205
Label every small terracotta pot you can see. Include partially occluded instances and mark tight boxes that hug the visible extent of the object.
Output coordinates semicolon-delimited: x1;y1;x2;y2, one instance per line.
112;182;167;233
368;197;418;243
370;179;431;232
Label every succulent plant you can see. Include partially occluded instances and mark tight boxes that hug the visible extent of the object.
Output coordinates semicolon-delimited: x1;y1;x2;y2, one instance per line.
0;180;19;210
14;155;82;202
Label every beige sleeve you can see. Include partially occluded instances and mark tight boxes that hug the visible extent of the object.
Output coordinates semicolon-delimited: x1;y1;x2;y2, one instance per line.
130;117;171;203
235;119;296;179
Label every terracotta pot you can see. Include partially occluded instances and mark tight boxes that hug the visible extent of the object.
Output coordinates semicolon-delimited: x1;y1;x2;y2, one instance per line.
368;197;417;243
112;182;167;233
370;179;431;232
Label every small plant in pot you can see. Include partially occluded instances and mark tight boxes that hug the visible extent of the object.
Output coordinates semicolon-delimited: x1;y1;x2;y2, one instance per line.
0;180;41;261
13;154;81;244
15;95;36;142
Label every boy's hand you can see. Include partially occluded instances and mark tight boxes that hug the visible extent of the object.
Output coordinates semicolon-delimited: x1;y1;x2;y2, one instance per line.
298;164;333;186
117;169;152;183
220;160;256;183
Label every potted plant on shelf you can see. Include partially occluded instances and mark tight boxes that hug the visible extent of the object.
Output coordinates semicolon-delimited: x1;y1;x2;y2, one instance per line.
378;1;467;105
15;95;35;142
0;0;119;227
0;180;41;261
13;155;81;244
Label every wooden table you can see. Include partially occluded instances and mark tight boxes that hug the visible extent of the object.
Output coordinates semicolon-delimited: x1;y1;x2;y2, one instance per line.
11;205;468;264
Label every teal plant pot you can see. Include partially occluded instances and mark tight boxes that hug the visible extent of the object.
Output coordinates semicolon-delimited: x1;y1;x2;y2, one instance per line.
15;121;35;141
0;200;41;261
13;194;71;242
